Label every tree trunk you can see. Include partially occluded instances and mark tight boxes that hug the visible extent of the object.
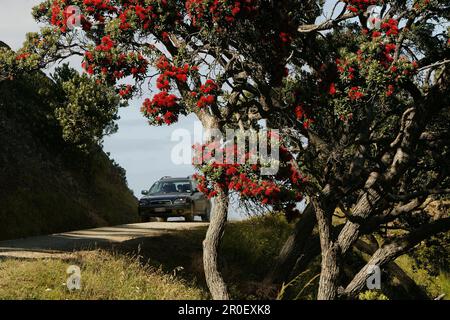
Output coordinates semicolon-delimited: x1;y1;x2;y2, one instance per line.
343;217;450;298
317;243;341;300
266;186;333;287
311;191;341;300
354;239;429;299
203;188;230;300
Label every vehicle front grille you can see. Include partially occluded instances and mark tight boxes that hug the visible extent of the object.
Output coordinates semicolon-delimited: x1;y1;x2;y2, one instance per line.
149;200;172;205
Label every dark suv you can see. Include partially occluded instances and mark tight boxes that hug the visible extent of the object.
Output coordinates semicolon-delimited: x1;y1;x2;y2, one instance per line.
138;176;211;222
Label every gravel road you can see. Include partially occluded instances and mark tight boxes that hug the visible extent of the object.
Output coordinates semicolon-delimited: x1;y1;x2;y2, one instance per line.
0;222;208;259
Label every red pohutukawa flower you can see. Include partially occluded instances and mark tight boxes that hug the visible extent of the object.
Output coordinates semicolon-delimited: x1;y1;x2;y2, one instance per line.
328;18;418;121
15;53;31;60
81;40;149;81
95;35;115;52
192;79;220;108
185;0;258;28
118;84;134;99
155;56;193;91
343;0;383;14
293;103;314;129
141;92;181;125
192;139;306;213
329;82;337;95
381;18;399;37
348;86;364;100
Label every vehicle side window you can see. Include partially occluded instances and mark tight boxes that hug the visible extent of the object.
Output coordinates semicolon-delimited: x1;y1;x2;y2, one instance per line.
177;183;191;193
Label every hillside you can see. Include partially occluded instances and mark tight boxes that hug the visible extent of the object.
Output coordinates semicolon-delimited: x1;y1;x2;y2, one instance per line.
0;65;138;240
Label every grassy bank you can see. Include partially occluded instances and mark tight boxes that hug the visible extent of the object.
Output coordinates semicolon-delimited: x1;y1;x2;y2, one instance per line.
0;215;448;300
0;250;205;300
0;71;138;240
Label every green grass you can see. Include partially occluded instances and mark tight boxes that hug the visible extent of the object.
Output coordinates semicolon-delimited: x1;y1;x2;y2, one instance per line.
120;214;293;299
395;255;450;300
0;215;447;300
0;250;205;300
0;73;138;241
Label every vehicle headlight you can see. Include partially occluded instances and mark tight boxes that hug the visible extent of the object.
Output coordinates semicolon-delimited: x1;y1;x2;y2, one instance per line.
173;198;189;204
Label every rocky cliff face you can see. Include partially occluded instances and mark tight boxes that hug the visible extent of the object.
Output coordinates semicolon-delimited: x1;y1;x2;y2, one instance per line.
0;65;137;240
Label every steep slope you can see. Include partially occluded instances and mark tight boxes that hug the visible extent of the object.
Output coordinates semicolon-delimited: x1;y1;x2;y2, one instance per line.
0;70;138;240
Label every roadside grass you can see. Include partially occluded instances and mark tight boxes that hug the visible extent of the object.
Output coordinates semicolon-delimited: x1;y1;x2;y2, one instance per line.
395;255;450;300
0;215;447;300
119;214;294;299
0;250;205;300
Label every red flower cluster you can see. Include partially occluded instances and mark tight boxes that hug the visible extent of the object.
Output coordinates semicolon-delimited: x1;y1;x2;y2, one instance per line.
294;104;314;129
95;35;115;52
83;0;115;11
118;84;134;98
380;18;399;37
119;4;152;30
83;0;117;22
15;53;31;60
82;42;148;81
48;0;92;32
344;0;381;13
386;84;395;97
279;32;293;46
337;58;357;81
185;0;258;27
194;163;304;204
383;42;396;58
50;0;73;32
348;86;364;100
230;174;282;204
192;137;305;205
193;80;219;108
141;92;180;125
332;36;418;105
329;82;337;95
155;56;192;91
117;1;179;33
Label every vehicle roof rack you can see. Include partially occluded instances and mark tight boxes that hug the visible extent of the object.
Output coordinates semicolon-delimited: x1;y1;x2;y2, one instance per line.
160;176;172;180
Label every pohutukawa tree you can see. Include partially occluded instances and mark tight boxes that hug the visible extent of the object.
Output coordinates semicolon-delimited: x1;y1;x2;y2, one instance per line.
2;0;449;299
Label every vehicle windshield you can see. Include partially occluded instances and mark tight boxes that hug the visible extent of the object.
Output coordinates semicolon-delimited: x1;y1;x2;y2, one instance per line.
148;180;193;194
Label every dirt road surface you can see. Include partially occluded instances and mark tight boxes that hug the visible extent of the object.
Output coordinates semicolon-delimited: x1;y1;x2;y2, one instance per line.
0;222;208;259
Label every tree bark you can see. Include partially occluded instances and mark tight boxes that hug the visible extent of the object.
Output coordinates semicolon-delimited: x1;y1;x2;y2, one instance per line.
343;217;450;298
354;239;429;299
337;172;383;254
203;188;230;300
312;192;341;300
317;243;341;300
